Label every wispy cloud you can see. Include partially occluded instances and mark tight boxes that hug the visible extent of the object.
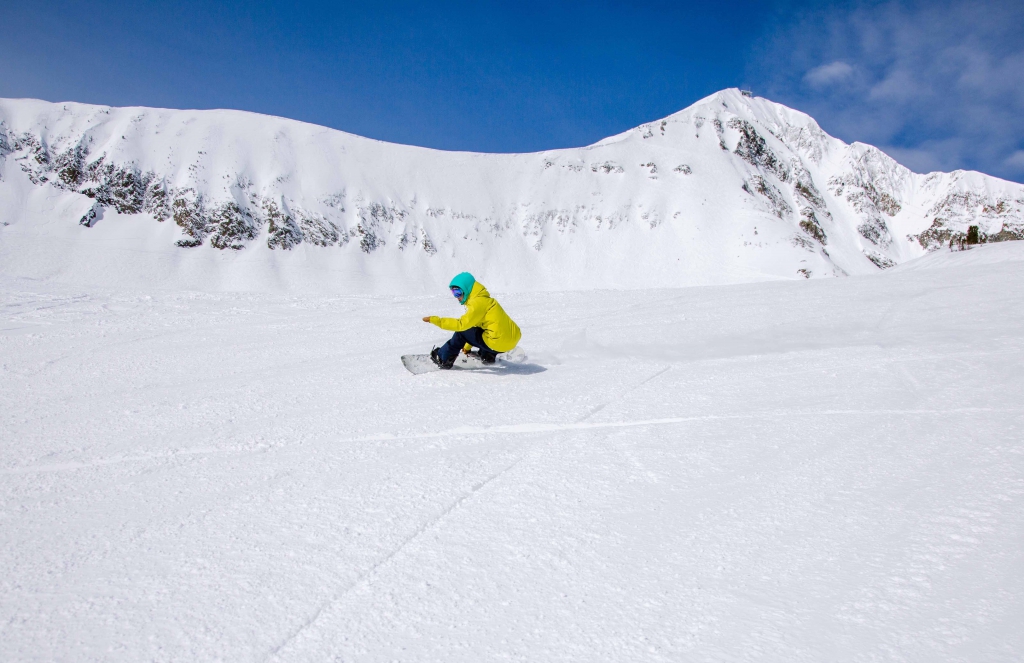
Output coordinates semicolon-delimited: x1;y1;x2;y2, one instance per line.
748;0;1024;182
1006;150;1024;173
803;61;855;88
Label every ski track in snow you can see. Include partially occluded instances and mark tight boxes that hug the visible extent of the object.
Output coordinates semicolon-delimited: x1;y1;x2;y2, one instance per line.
2;243;1024;661
343;406;1010;444
5;406;1009;477
265;455;525;661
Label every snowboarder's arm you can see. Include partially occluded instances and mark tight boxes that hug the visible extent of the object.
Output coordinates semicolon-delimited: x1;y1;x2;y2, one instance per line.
430;301;485;331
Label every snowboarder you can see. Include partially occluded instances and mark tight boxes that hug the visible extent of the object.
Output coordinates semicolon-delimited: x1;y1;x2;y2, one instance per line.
422;272;521;369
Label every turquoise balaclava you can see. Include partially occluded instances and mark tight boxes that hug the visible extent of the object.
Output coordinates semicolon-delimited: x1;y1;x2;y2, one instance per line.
449;272;476;304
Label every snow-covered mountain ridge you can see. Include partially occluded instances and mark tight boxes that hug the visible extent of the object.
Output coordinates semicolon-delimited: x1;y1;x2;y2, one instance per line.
1;89;1022;292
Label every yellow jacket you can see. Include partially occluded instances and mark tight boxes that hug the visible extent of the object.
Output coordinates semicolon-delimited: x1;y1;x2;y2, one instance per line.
430;282;521;352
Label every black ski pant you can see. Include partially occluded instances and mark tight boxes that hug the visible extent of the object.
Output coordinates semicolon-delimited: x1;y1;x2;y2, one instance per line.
438;327;497;363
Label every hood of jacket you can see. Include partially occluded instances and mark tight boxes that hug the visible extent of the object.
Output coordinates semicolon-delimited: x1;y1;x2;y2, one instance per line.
465;281;490;303
449;272;477;304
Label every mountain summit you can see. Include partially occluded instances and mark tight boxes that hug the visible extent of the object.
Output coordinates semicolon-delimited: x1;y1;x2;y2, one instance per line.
1;89;1021;292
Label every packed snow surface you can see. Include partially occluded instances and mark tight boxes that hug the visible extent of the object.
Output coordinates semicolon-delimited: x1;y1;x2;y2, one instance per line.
2;243;1023;661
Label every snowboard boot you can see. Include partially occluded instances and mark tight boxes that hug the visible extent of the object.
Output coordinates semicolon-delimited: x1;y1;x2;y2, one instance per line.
430;347;455;370
470;349;498;364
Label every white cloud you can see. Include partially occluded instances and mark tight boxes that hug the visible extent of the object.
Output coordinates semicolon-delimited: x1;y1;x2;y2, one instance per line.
803;61;854;87
1005;150;1024;172
867;68;923;103
748;0;1024;183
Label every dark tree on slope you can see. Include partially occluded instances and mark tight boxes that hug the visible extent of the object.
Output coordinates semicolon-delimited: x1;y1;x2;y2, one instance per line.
209;203;259;250
264;199;303;250
173;195;210;247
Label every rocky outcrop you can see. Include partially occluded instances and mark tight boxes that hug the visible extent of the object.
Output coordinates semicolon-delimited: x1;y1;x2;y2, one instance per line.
911;188;1024;250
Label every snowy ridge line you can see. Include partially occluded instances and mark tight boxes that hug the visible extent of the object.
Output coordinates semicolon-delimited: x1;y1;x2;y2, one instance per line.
2;89;1023;293
349;406;1007;443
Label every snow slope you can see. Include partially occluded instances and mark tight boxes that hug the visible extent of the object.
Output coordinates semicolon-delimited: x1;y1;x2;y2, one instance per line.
2;243;1023;661
1;90;1022;293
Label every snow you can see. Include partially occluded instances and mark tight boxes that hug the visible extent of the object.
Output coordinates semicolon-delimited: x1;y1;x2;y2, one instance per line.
2;86;1022;659
3;242;1023;661
2;89;1023;295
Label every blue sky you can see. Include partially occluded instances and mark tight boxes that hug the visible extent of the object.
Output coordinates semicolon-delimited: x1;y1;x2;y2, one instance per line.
3;1;1022;181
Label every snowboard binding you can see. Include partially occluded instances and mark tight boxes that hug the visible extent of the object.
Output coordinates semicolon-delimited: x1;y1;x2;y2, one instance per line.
430;347;455;370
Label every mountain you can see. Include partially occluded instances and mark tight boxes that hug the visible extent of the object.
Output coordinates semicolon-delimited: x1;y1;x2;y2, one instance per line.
1;89;1022;293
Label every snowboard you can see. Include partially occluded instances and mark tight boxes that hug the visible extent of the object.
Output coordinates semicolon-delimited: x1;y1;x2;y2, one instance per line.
401;347;527;375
